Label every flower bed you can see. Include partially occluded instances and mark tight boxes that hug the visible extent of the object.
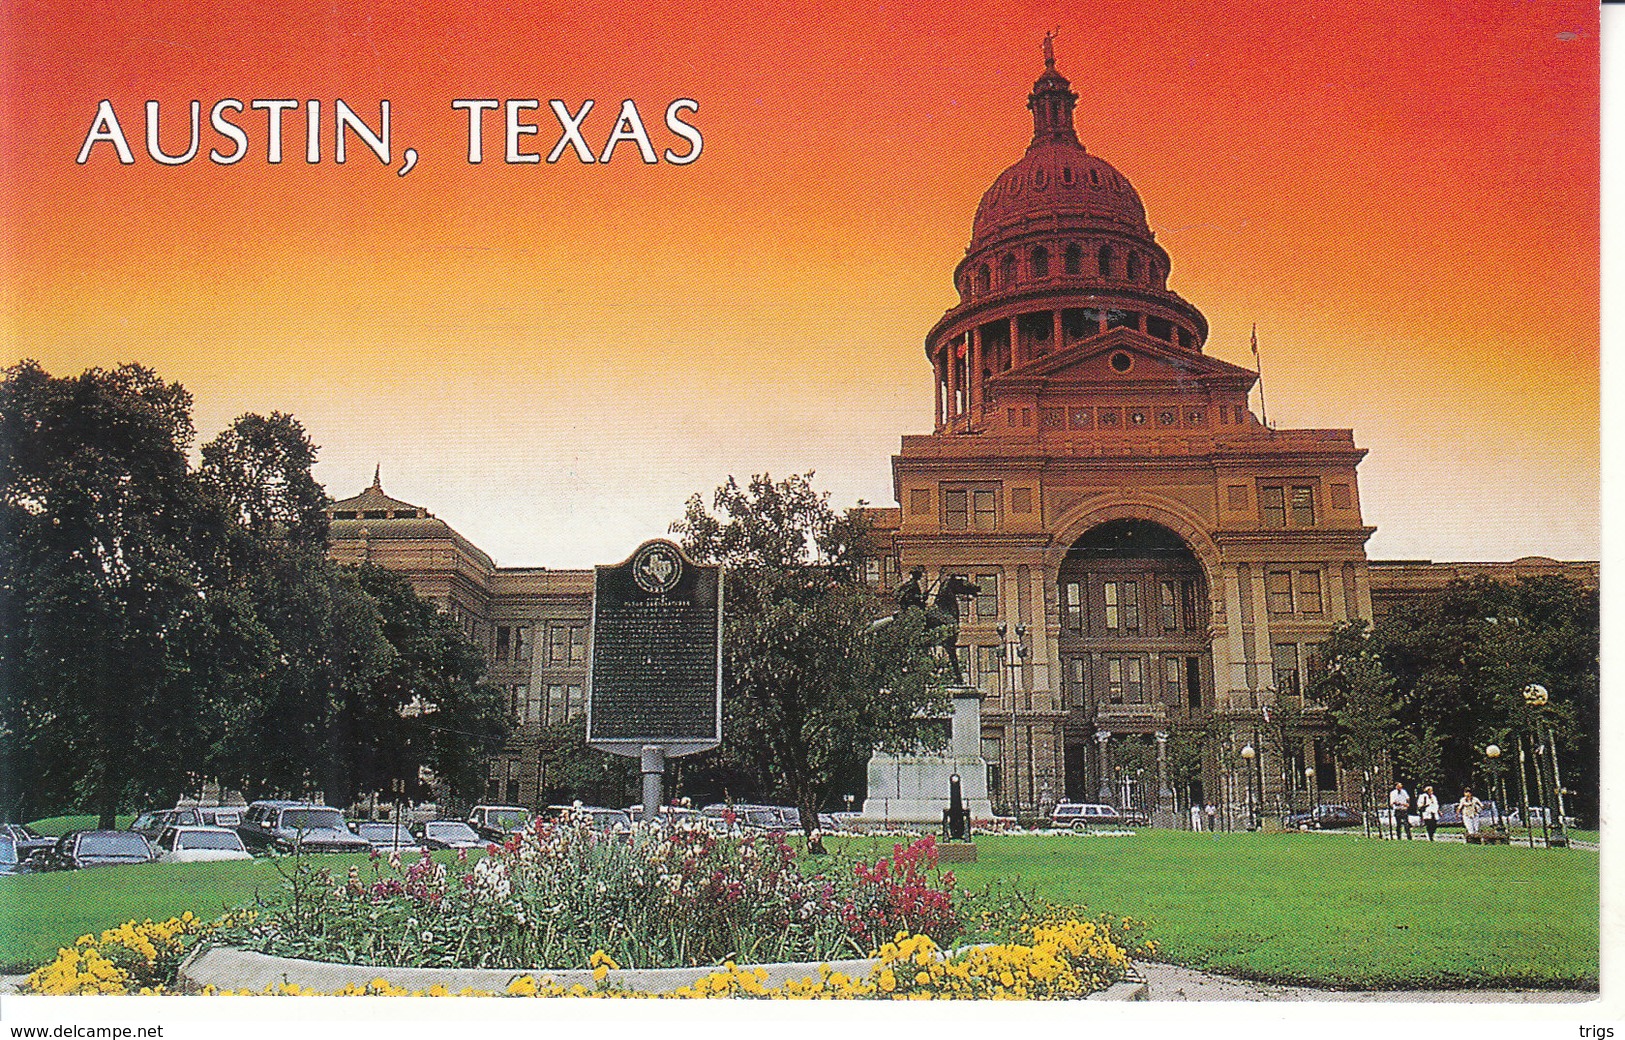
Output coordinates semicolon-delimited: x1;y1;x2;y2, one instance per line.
214;818;961;970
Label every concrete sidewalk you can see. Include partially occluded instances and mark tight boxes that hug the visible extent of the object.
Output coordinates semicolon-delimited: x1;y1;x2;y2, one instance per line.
1136;961;1596;1002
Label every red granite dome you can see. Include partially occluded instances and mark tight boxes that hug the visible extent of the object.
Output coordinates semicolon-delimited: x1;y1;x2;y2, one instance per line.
970;141;1150;252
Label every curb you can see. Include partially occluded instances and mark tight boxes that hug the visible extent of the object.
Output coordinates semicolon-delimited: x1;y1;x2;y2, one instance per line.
175;945;1148;999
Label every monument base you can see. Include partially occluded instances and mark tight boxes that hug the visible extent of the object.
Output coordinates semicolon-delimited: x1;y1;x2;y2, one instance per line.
938;841;977;863
860;754;994;825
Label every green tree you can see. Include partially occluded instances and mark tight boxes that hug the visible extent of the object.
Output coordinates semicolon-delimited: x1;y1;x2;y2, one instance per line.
671;473;946;848
0;362;233;825
1310;620;1400;830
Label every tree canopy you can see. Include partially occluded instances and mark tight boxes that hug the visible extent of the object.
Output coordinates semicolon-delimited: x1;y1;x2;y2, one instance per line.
1;363;509;822
671;473;946;843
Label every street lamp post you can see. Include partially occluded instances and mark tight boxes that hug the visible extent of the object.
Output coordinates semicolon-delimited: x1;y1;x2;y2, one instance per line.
1485;744;1504;830
1304;766;1316;816
996;622;1029;819
1240;744;1257;830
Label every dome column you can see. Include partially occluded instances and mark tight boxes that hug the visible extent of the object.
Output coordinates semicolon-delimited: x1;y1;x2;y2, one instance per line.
1009;315;1021;368
948;340;961;422
970;329;984;415
933;348;945;428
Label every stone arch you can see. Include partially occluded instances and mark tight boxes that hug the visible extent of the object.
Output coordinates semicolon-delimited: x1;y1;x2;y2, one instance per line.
1043;493;1223;604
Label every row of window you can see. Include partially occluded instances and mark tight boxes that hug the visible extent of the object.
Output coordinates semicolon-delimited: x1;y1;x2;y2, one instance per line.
1062;653;1205;712
966;242;1159;298
1062;578;1203;635
508;683;587;726
1265;569;1324;617
493;623;587;665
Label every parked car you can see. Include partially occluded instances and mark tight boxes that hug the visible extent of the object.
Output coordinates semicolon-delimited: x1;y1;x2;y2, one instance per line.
1434;801;1500;828
199;807;242;828
1049;803;1128;829
153;825;252;864
624;805;702;829
130;808;204;840
0;823;55;860
352;821;423;854
0;835;36;875
237;801;371;854
548;805;633;835
414;820;484;850
39;830;155;870
1504;807;1576;830
466;805;531;842
1284;804;1363;830
700;804;792;832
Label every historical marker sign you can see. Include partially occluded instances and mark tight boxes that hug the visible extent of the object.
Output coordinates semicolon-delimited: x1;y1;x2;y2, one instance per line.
587;539;722;756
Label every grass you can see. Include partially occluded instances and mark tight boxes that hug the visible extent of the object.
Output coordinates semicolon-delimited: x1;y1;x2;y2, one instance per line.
0;830;1598;990
25;814;135;837
841;829;1599;991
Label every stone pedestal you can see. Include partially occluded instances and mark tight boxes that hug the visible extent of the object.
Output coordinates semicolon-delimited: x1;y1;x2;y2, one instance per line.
860;687;994;825
938;841;978;863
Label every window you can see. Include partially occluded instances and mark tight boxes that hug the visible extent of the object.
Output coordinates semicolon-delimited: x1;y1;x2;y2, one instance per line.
548;624;586;665
1290;486;1316;526
1160;581;1178;630
1098;244;1113;277
1064;243;1082;274
863;558;882;584
567;685;585;719
1032;246;1049;278
1124;656;1144;703
974;572;999;618
1260;483;1315;527
1182;580;1200;631
1163;656;1183;706
1265;570;1295;615
1000;253;1017;286
1297;570;1323;615
1064;581;1086;632
1103;580;1139;631
1107;657;1123;703
496;626;512;662
972;490;997;530
1042;407;1065;429
1186;656;1202;710
1066;657;1089;709
519;685;538;724
1259;485;1287;528
983;738;1003;795
547;684;565;724
1272;643;1301;701
977;646;1003;699
976;264;990;294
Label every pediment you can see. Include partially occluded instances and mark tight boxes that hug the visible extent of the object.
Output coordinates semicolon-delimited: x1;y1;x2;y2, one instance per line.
990;327;1256;389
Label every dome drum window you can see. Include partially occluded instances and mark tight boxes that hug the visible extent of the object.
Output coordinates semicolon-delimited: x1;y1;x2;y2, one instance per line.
1031;246;1050;278
1000;253;1018;287
1105;309;1138;331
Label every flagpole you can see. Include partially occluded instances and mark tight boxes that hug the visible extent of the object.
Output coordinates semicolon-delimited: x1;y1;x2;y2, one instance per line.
1251;323;1270;429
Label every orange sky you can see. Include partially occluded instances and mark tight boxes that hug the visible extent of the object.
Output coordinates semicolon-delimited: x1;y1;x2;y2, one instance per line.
3;0;1600;567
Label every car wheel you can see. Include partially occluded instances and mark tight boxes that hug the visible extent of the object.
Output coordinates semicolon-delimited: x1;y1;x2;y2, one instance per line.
1072;821;1088;832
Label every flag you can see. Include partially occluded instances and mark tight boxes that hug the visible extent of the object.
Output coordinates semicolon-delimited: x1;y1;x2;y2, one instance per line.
1251;323;1259;360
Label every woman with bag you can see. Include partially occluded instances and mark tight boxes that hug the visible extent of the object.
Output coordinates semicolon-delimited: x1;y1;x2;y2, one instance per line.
1417;785;1440;840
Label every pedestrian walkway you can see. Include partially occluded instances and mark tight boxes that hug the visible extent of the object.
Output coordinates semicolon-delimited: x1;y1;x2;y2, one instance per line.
1136;961;1596;1002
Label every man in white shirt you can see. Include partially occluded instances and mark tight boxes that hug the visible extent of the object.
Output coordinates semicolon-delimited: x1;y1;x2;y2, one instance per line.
1389;782;1413;840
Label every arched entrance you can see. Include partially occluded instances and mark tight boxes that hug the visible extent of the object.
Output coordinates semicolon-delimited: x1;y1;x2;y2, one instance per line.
1055;519;1213;805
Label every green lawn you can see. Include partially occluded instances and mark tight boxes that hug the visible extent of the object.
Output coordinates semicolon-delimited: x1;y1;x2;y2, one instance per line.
0;830;1598;990
842;830;1599;990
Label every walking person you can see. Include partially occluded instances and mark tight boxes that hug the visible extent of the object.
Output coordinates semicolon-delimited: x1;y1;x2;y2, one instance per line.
1417;785;1439;841
1389;781;1413;840
1459;788;1484;838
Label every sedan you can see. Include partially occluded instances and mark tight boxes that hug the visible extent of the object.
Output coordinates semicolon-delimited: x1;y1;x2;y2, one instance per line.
154;826;252;864
0;823;55;860
353;821;423;854
414;820;484;850
1285;805;1363;830
41;830;155;870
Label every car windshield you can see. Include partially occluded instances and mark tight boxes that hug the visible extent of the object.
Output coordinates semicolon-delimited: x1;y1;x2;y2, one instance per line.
356;823;410;841
424;822;478;842
485;809;529;830
0;837;15;864
82;833;149;857
280;808;346;831
177;831;245;851
590;811;630;829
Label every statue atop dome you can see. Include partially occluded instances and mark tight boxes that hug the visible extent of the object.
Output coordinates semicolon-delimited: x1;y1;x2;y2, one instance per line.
1043;28;1059;68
